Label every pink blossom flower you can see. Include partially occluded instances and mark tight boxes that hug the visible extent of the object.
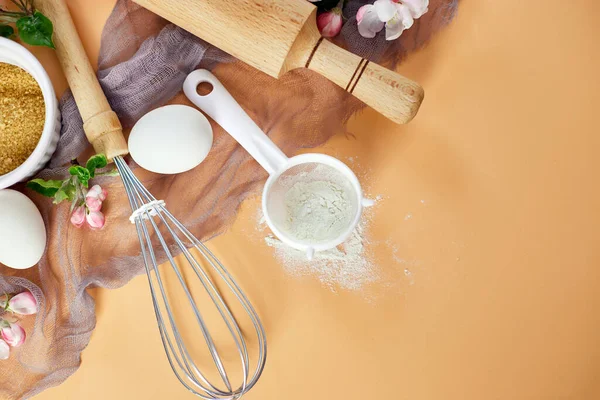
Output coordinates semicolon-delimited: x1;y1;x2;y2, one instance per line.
357;0;428;40
87;185;107;201
317;8;343;37
71;205;86;228
0;340;9;360
85;196;102;212
402;0;429;18
85;185;107;212
86;210;105;230
8;292;38;315
357;3;384;38
72;184;108;229
1;323;26;347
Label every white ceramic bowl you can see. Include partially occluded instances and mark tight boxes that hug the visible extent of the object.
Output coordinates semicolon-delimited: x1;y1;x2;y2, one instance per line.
0;37;60;189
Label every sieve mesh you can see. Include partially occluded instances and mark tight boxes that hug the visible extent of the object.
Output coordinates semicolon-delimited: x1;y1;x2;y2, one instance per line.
266;162;359;245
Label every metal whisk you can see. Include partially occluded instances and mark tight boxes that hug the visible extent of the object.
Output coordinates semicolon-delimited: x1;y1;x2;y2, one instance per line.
42;0;266;397
115;156;267;399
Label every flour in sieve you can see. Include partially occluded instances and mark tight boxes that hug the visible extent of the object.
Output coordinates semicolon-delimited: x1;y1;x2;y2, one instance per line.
283;180;353;243
258;156;386;292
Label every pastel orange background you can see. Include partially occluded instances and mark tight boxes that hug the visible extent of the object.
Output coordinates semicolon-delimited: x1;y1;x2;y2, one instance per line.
21;0;600;399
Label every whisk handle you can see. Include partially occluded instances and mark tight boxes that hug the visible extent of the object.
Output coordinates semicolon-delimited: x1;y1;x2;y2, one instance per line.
184;70;289;176
38;0;129;161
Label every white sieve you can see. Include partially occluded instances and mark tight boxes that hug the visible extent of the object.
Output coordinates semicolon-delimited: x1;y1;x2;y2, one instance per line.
184;70;372;259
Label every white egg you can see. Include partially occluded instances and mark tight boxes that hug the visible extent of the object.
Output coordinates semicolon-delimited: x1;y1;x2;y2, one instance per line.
0;189;46;270
129;105;213;174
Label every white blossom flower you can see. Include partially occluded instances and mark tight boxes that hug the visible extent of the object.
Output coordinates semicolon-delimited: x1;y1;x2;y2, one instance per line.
357;0;428;40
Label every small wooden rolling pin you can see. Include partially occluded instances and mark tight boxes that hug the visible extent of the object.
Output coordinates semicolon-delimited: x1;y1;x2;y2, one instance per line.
133;0;425;124
38;0;128;161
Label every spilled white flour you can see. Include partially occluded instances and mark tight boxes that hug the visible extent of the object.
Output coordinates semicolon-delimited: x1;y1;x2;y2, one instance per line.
254;155;420;294
283;180;352;243
265;222;378;291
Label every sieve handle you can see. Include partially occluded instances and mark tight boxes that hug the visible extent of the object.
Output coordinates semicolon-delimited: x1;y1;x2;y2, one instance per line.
184;70;289;175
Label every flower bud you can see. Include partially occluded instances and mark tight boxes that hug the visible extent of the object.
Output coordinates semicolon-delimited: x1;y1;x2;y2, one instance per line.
86;210;105;230
317;9;343;37
0;340;9;360
71;206;86;228
1;323;26;347
8;292;38;315
87;185;107;201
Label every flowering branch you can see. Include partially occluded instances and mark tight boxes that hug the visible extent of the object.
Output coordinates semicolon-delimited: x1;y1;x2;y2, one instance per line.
27;154;113;230
311;0;428;40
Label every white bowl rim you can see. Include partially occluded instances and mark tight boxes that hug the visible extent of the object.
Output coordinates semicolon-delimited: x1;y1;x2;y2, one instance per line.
261;153;364;256
0;37;59;188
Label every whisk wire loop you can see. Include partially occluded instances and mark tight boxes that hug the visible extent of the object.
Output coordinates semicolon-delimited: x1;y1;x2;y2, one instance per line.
114;156;266;400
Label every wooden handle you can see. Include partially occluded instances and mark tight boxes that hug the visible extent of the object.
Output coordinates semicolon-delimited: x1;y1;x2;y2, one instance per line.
306;39;424;124
132;0;315;79
38;0;128;160
130;0;423;124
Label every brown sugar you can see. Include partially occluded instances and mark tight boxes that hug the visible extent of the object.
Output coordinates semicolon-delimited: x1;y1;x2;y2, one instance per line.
0;62;46;175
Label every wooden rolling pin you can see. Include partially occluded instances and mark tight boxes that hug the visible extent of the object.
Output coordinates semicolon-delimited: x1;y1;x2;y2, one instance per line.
132;0;424;124
38;0;128;161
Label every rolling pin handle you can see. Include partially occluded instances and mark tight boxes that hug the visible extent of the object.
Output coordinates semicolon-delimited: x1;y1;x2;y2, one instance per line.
306;39;424;124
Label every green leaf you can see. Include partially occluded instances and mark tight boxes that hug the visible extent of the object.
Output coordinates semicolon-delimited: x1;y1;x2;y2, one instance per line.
53;179;76;204
26;179;63;198
69;165;91;188
0;25;14;38
86;154;108;178
16;11;55;49
53;189;70;204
